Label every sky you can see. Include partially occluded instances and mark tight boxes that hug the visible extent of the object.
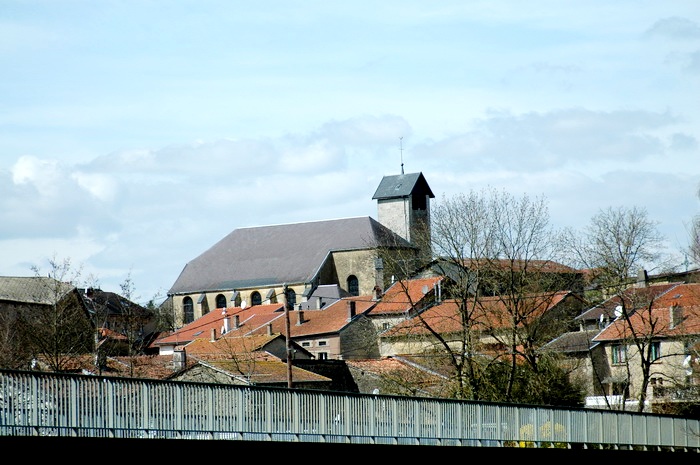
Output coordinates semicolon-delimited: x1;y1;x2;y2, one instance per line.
1;1;699;304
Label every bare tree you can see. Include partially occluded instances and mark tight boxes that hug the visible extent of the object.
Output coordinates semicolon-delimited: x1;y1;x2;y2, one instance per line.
18;255;95;372
562;206;693;413
379;188;584;403
689;185;700;266
562;206;666;295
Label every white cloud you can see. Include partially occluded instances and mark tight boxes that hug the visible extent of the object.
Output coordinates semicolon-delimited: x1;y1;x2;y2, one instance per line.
1;1;699;302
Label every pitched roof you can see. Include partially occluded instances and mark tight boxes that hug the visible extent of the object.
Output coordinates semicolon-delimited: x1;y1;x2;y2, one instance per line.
345;356;450;397
382;290;579;337
372;172;435;200
152;303;284;346
192;359;332;385
168;216;414;295
457;258;581;274
82;288;151;318
184;333;283;356
541;330;600;354
593;283;700;342
32;354;186;379
575;282;682;323
368;276;444;316
244;295;377;338
0;276;76;305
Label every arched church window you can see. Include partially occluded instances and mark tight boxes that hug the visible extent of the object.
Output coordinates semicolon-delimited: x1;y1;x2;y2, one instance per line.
347;275;359;296
183;297;194;324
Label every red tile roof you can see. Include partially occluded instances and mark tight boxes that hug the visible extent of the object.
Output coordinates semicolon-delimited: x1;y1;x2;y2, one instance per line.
383;290;578;337
594;283;700;342
242;295;377;337
153;303;284;346
369;276;444;315
184;333;282;356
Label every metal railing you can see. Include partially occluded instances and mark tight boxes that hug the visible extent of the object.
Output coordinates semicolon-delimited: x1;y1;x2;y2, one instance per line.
1;369;699;451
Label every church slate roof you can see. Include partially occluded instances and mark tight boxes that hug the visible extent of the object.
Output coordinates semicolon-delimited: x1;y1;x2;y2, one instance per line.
168;216;414;295
372;172;435;200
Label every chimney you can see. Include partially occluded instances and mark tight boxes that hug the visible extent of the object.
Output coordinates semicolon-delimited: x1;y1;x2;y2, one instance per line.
374;285;383;301
210;328;216;342
297;310;305;325
223;316;230;333
636;269;649;288
347;300;356;320
267;323;273;335
670;304;683;329
234;314;240;329
172;350;186;371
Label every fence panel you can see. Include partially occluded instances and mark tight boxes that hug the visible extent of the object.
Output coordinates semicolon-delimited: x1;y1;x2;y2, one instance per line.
1;369;699;452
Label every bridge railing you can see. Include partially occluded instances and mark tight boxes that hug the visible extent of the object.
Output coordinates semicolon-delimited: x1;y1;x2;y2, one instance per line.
1;369;699;451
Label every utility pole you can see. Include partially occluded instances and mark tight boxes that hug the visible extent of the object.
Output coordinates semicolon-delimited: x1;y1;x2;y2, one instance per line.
283;284;293;389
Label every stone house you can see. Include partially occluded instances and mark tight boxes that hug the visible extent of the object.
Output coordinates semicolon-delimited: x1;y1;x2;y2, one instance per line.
588;282;700;413
0;276;94;369
378;289;587;358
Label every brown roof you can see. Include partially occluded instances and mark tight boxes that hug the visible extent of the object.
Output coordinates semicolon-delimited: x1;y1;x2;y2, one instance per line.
33;354;187;380
153;303;284;346
368;276;444;316
383;290;579;337
194;359;331;384
593;283;700;342
184;333;282;355
458;258;581;274
242;295;377;338
576;282;682;323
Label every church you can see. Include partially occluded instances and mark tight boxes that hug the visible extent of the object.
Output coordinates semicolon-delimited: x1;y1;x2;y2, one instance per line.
167;172;435;326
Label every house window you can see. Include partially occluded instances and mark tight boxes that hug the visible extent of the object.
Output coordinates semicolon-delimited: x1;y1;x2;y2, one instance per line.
611;382;629;397
215;294;227;309
317;352;328;360
612;344;627;364
301;341;311;348
183;297;194;324
251;291;262;306
318;340;328;347
650;341;661;361
347;275;359;296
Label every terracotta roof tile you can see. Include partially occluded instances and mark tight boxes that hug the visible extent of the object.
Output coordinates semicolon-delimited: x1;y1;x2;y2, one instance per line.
593;283;700;342
153;303;284;345
369;276;444;315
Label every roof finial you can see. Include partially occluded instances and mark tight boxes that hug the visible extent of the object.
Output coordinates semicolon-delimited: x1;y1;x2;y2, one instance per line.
400;137;404;174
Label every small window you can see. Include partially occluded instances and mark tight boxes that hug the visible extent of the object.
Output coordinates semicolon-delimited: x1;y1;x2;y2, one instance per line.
301;341;311;347
347;275;359;296
183;297;194;324
318;340;328;347
612;382;629;397
650;341;661;361
317;352;328;360
612;344;627;364
215;294;227;309
251;291;262;306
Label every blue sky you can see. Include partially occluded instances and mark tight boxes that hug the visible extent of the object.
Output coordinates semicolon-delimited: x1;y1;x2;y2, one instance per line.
1;1;699;303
